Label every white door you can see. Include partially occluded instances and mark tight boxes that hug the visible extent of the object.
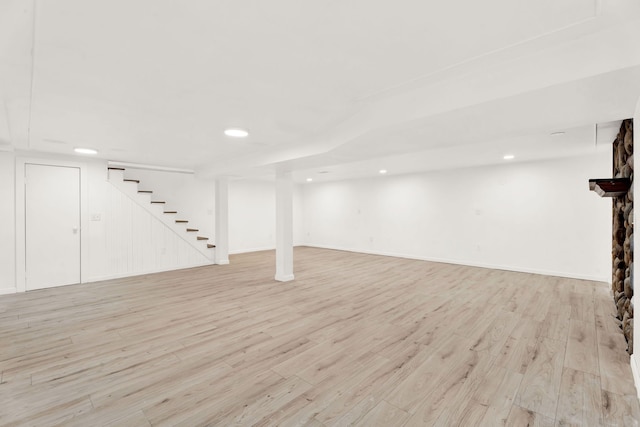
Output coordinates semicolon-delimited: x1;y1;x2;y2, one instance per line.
25;164;81;290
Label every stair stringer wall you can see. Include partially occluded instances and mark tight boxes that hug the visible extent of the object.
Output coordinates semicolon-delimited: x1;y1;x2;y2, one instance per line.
104;179;214;279
108;169;214;258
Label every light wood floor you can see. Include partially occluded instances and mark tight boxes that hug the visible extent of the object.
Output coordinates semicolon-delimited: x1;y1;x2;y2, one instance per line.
1;247;638;426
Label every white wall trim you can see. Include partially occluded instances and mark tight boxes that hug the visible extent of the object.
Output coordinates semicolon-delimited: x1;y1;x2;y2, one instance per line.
0;287;16;295
228;245;309;256
107;161;194;174
229;246;276;255
15;157;89;293
84;260;215;283
302;243;610;283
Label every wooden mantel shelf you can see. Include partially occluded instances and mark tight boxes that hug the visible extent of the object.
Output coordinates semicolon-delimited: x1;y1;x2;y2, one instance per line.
589;178;631;197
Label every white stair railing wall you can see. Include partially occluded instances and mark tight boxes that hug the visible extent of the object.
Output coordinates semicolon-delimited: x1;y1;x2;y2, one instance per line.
104;168;214;278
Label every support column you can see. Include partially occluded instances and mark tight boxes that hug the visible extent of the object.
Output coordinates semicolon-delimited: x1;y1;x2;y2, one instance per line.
275;170;294;282
214;177;229;265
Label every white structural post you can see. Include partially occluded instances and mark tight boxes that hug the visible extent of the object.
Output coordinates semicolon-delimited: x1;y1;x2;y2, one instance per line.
214;177;229;265
275;170;294;282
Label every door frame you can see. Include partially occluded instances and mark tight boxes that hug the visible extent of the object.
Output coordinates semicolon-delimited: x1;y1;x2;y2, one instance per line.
16;157;89;293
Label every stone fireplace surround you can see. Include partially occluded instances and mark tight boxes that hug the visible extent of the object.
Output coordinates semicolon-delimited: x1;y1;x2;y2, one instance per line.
612;119;634;354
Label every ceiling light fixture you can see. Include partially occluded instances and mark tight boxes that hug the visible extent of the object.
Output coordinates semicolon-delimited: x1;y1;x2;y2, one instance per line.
74;147;98;155
503;154;515;160
379;169;387;174
224;128;249;138
306;178;313;182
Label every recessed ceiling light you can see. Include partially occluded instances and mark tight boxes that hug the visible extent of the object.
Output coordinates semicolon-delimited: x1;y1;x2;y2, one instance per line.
74;147;98;155
44;138;66;145
224;128;249;138
550;131;565;137
306;178;313;182
379;169;387;174
503;154;515;160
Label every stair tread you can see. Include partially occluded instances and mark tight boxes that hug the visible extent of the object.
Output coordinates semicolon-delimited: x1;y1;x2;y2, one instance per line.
150;201;166;204
108;167;125;171
197;236;208;240
124;179;140;183
186;228;198;232
138;190;153;193
175;220;188;223
164;211;178;214
207;244;216;248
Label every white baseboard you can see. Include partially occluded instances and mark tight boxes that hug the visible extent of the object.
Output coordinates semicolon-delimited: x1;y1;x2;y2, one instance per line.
300;244;610;283
631;354;640;401
275;273;295;282
84;261;215;283
229;244;306;256
0;287;16;295
229;246;275;255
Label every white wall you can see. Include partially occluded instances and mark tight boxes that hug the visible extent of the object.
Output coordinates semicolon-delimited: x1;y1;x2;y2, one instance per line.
1;148;611;292
301;151;612;281
85;163;215;281
294;184;304;246
129;169;215;240
228;179;304;254
100;179;211;279
0;153;305;293
0;152;15;293
84;160;110;280
1;153;221;293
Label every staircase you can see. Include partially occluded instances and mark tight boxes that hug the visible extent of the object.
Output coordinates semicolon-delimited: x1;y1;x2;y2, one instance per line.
107;167;215;261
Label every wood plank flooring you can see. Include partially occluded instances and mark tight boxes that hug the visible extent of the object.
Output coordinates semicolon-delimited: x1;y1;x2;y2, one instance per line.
0;247;638;426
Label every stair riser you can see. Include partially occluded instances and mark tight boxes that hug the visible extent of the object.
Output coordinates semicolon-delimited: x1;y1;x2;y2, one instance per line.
107;169;125;182
137;193;152;204
149;204;165;215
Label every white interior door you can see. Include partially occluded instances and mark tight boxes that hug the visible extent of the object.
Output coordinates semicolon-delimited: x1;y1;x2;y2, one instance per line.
25;164;81;290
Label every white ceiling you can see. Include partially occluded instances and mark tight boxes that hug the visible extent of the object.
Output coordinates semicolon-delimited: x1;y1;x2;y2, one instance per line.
1;0;640;182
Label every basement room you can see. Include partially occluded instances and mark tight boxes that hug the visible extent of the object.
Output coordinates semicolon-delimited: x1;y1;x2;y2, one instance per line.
1;0;640;425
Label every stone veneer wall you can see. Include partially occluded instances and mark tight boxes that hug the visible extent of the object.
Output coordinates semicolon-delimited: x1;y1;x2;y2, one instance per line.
612;119;634;354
